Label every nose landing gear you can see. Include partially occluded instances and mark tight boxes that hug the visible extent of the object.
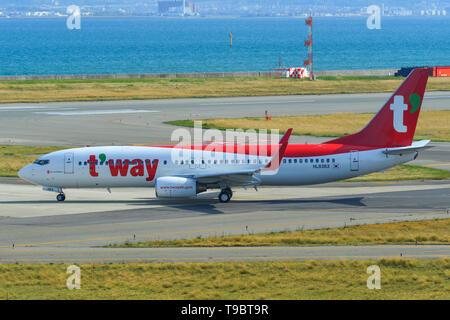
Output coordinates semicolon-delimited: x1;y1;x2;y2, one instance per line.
42;187;66;202
218;187;233;203
56;193;66;202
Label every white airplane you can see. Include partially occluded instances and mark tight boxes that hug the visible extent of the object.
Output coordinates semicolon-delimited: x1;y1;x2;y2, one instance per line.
19;68;431;203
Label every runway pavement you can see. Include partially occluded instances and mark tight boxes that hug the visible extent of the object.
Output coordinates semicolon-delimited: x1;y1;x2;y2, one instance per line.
1;245;449;264
0;178;449;263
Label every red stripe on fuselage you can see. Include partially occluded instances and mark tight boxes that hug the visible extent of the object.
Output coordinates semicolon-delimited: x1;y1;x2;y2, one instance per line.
152;144;379;157
284;144;378;157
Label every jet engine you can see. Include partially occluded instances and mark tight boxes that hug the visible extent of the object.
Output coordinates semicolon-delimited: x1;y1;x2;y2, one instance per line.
155;176;206;198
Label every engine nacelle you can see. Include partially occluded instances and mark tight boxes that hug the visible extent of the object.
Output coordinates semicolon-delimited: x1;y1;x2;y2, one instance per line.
155;176;205;198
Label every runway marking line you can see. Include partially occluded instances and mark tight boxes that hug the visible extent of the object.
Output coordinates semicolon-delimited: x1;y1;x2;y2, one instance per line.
422;163;450;167
199;100;316;106
0;211;445;248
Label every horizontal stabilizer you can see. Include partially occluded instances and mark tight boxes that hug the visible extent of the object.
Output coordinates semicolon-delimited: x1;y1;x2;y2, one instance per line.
382;140;431;155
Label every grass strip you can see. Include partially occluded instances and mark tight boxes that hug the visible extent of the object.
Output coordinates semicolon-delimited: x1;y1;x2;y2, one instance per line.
345;164;450;181
1;76;450;103
0;259;448;299
107;218;450;248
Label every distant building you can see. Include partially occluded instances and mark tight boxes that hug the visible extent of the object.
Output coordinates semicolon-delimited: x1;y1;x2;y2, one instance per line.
158;1;182;14
158;1;197;15
186;2;197;15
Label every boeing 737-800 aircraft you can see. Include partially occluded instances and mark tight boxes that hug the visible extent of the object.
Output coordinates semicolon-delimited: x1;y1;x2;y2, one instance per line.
19;68;431;203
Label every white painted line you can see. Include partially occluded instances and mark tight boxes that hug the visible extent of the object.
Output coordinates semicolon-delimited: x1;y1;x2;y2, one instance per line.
0;106;47;111
33;109;160;116
200;100;315;106
0;107;77;112
425;96;450;99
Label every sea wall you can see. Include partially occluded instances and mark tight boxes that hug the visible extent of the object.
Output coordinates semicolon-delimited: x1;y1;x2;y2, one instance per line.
0;69;397;81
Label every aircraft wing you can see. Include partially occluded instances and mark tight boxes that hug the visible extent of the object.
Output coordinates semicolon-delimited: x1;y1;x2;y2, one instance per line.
177;168;261;186
177;128;293;187
194;169;261;186
382;140;432;155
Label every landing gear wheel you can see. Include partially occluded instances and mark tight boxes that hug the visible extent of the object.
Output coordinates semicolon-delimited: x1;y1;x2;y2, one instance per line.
224;188;233;198
56;193;66;202
218;191;231;203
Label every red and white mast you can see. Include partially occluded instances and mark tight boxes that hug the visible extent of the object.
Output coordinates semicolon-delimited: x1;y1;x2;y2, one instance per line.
304;15;314;80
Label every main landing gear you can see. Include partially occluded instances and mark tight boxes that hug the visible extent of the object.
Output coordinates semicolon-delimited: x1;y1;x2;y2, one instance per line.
218;188;233;203
56;193;66;202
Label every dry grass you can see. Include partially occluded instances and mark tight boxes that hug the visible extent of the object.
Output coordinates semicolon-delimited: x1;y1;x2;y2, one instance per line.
345;164;450;181
110;218;450;248
179;110;450;142
0;145;65;177
0;259;448;299
0;77;449;103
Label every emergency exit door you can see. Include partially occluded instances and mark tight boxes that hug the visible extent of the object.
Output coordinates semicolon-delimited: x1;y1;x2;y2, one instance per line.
350;151;359;171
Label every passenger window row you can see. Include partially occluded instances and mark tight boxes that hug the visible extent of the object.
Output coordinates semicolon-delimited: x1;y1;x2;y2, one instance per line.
78;159;162;166
77;157;280;167
78;157;336;167
282;157;336;164
172;158;269;165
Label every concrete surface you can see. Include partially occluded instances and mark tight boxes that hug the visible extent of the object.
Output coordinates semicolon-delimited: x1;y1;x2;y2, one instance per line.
0;179;449;263
1;245;449;264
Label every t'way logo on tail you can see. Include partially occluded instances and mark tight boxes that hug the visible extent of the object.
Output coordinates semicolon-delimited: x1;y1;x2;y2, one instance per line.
390;95;408;133
390;93;422;133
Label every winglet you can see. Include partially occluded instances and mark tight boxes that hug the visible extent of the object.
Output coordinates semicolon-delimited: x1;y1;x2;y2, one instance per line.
264;128;292;171
279;128;293;145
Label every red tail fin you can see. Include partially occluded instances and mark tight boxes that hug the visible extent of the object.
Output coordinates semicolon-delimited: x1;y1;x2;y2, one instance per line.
325;68;429;147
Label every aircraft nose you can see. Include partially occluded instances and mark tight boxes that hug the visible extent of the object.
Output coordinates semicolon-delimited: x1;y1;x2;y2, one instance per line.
18;165;32;181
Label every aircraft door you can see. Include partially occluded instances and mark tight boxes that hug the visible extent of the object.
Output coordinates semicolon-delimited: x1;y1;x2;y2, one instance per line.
64;152;74;174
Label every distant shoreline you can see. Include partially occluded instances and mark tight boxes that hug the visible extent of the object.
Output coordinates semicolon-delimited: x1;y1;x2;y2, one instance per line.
1;15;448;20
0;69;398;80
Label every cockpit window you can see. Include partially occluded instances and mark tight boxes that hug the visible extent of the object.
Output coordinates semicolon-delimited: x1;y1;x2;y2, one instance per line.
34;159;50;165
